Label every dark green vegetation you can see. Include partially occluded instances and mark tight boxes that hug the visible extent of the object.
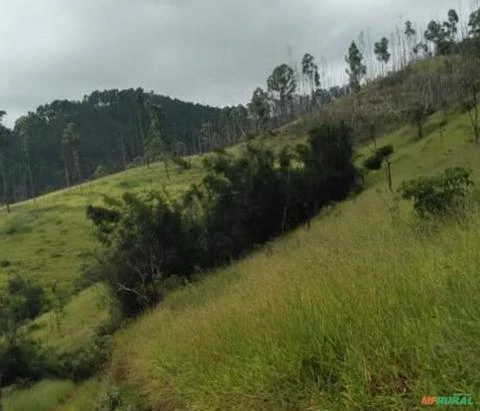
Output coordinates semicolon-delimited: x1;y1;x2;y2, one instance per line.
87;123;358;315
0;90;249;205
87;122;360;316
400;166;474;217
363;144;394;170
0;276;110;389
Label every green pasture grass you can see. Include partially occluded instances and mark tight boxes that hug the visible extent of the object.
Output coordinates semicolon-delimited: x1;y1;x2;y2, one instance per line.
106;111;480;410
2;380;74;411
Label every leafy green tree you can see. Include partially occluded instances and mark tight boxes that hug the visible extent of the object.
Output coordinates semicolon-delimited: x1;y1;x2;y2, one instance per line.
301;53;320;107
145;101;175;177
405;20;416;39
248;87;270;132
267;64;297;120
374;37;391;74
425;10;459;55
401;167;474;218
468;8;480;37
405;21;421;61
424;20;445;54
444;9;459;42
16;116;36;197
62;122;81;186
345;41;367;92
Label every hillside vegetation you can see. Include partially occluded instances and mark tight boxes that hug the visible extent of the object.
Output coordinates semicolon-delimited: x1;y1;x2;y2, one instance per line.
101;109;480;410
4;103;477;410
3;4;480;407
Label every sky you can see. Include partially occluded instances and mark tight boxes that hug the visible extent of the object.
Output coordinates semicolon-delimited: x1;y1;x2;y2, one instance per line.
0;0;478;127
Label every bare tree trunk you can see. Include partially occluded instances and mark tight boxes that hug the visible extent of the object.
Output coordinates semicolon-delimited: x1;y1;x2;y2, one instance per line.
385;160;393;193
119;131;127;170
0;158;10;213
474;93;479;144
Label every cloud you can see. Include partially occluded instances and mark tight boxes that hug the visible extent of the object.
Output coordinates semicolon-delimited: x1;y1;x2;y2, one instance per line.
0;0;472;126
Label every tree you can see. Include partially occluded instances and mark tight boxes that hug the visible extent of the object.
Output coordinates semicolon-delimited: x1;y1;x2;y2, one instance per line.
301;53;320;108
345;41;367;92
405;20;416;40
413;42;429;59
401;167;473;218
146;102;174;177
62;122;81;186
0;276;47;387
16;116;36;198
0;114;12;212
468;8;480;38
425;10;459;56
267;64;297;121
248;87;270;132
457;56;480;144
374;37;391;74
424;20;445;54
406;102;428;140
444;9;459;42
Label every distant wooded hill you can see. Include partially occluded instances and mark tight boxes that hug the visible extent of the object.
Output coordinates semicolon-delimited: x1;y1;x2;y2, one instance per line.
0;88;250;203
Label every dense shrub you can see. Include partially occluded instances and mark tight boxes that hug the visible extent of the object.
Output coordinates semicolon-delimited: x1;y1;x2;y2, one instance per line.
5;275;46;320
400;167;474;218
0;276;51;386
363;144;394;171
87;122;362;317
87;192;200;316
0;339;53;386
61;334;111;382
363;155;383;170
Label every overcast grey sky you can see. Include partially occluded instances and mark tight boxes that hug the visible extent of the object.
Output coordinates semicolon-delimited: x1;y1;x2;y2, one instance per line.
0;0;477;126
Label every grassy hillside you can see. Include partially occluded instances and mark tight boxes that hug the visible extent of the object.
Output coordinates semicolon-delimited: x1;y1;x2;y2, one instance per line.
104;110;479;410
2;105;480;409
0;161;203;293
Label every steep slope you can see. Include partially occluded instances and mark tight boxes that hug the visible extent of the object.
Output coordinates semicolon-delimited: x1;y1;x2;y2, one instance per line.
101;111;479;410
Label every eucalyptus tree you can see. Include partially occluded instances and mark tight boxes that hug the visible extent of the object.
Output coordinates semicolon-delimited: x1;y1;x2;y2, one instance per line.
267;64;297;121
301;53;320;108
345;41;367;92
374;37;391;75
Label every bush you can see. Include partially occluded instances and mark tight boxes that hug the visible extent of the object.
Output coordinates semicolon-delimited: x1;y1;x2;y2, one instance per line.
376;144;394;158
400;167;474;218
0;276;51;387
61;334;111;382
363;154;383;170
5;275;46;320
0;339;54;386
87;192;200;317
363;145;394;171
